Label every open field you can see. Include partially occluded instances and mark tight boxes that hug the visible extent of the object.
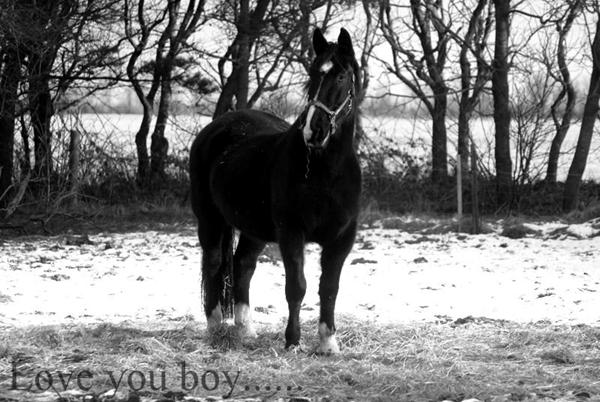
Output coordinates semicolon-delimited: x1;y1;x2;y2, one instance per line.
1;216;599;401
2;113;599;401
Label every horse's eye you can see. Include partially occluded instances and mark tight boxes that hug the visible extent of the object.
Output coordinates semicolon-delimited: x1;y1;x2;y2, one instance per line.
337;74;346;83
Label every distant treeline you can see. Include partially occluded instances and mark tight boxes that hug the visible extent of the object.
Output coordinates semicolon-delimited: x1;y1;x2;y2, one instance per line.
2;0;600;216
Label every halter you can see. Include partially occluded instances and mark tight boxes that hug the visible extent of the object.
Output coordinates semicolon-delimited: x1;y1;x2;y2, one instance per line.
301;71;355;149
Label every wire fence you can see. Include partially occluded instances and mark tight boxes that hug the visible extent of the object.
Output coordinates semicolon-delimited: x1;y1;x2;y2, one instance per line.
4;108;600;217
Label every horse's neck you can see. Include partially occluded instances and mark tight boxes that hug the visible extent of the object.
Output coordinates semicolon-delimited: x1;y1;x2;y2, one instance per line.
337;118;357;153
307;119;356;173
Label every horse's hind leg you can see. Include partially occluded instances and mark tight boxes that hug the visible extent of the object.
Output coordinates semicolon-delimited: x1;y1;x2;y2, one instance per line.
196;212;229;331
317;221;357;354
233;233;265;336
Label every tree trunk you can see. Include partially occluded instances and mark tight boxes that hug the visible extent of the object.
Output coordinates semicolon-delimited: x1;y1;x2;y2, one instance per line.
128;78;156;184
298;0;313;73
213;42;240;118
150;74;171;180
492;0;512;206
546;3;579;185
20;113;30;178
457;106;472;178
29;56;54;181
354;0;374;148
0;48;20;206
236;0;250;110
213;41;248;118
563;17;600;211
431;86;448;182
546;87;573;184
457;0;488;178
135;108;152;183
213;0;270;118
457;105;473;213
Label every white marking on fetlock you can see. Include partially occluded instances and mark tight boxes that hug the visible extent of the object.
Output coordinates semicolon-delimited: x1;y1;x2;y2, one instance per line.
234;303;256;337
317;322;340;354
287;344;305;354
206;302;222;331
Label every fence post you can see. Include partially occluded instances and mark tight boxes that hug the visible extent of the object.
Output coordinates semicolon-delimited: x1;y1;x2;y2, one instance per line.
68;129;80;207
457;151;463;232
470;139;480;234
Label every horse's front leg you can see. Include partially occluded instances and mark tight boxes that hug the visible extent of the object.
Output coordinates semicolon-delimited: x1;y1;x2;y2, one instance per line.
278;229;306;349
317;221;357;354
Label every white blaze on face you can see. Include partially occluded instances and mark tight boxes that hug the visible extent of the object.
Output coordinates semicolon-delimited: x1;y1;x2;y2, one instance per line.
234;302;256;337
206;302;222;331
320;60;333;73
317;322;340;354
304;60;333;143
303;105;316;142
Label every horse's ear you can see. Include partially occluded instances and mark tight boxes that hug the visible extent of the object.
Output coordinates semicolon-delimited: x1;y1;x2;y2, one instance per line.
338;28;354;57
313;28;328;55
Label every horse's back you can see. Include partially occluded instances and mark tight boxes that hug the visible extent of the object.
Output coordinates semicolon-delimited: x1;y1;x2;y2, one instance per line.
194;109;288;146
191;110;288;171
189;110;290;238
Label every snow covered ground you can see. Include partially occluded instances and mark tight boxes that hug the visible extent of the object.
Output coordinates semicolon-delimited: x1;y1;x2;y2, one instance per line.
0;220;599;330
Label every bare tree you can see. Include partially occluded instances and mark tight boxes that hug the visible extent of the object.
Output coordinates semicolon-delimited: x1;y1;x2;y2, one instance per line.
20;1;120;181
210;0;348;120
563;3;600;211
23;0;74;181
353;0;379;146
492;0;513;206
124;0;166;182
125;0;208;183
150;0;207;180
511;71;555;187
1;0;120;203
212;0;271;118
455;0;493;176
0;5;22;206
379;0;451;182
545;0;583;184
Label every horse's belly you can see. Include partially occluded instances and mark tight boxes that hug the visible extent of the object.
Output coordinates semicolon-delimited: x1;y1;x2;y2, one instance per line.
209;155;276;242
225;200;275;242
305;205;355;244
298;187;360;244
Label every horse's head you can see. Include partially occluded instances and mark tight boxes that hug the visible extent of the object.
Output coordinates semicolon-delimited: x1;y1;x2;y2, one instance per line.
302;28;359;149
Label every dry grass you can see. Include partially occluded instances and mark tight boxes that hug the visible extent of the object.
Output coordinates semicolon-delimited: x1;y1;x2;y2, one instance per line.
1;317;599;401
360;211;495;236
566;200;600;224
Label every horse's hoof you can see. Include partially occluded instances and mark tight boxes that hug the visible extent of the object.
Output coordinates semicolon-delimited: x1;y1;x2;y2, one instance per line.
206;303;223;330
236;324;257;338
206;321;222;334
285;343;305;354
316;333;340;355
317;323;340;355
234;303;256;338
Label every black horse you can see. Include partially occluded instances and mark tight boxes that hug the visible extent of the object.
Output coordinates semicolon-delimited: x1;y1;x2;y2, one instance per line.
189;28;361;353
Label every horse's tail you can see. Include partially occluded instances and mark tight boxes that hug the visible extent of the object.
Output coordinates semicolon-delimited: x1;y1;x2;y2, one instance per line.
219;227;235;319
